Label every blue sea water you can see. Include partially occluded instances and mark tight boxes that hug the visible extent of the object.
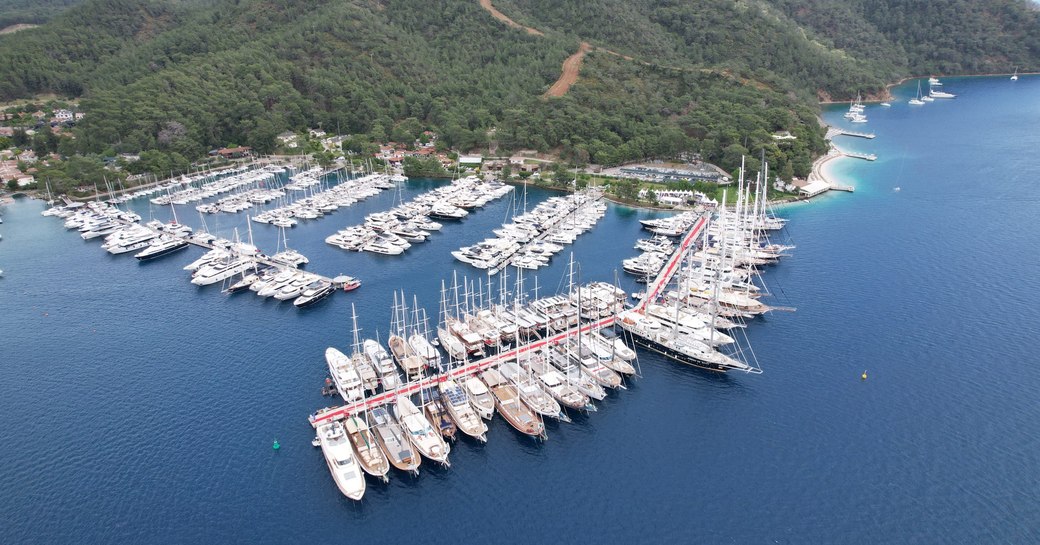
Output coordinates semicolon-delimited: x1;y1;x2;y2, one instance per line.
1;75;1039;543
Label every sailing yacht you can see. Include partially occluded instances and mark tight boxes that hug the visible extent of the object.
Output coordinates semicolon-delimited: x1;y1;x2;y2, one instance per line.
394;396;450;465
226;272;262;293
1011;68;1018;81
909;81;926;105
437;380;488;441
343;414;390;481
421;389;457;441
368;407;421;474
498;361;565;420
408;323;442;372
589;328;637;362
389;294;427;379
562;338;624;389
316;420;366;500
617;310;750;373
481;368;545;438
388;335;425;379
582;331;637;375
437;326;468;363
545;344;607;400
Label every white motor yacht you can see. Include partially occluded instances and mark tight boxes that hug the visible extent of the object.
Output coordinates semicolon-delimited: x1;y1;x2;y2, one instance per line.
326;347;364;403
462;375;495;420
134;236;189;260
316;420;366;500
363;339;401;390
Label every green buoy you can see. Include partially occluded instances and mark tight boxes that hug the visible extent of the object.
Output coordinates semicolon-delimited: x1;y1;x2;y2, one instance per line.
272;439;280;450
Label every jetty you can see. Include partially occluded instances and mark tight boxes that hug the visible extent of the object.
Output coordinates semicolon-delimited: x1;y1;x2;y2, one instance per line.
826;127;876;139
309;211;712;427
844;151;877;161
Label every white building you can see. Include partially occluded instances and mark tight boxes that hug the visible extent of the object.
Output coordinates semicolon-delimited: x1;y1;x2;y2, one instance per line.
277;132;299;149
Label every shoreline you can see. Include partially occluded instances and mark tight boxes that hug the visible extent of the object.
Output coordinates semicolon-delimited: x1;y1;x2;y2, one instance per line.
820;70;1034;104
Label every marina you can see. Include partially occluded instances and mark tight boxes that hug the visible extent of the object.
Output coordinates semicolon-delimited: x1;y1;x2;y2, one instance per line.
30;153;796;500
0;27;1037;543
305;170;789;496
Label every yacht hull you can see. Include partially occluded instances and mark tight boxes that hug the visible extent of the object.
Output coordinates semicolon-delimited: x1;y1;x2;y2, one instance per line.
626;332;729;373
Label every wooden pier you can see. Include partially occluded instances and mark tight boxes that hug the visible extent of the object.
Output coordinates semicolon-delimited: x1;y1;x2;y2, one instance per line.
308;211;712;426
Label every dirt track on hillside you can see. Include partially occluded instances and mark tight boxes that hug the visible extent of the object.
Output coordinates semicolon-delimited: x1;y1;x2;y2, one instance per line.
478;0;543;36
0;24;38;35
544;42;592;98
476;1;770;99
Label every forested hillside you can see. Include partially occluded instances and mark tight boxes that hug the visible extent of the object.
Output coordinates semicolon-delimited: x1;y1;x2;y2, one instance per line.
767;0;1040;76
0;0;1036;178
0;0;82;28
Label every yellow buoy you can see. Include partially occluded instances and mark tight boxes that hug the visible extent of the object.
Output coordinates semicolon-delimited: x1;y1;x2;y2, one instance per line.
861;371;868;380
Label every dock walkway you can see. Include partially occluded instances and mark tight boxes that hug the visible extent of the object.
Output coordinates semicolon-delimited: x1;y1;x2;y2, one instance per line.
844;151;877;161
826;128;876;139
